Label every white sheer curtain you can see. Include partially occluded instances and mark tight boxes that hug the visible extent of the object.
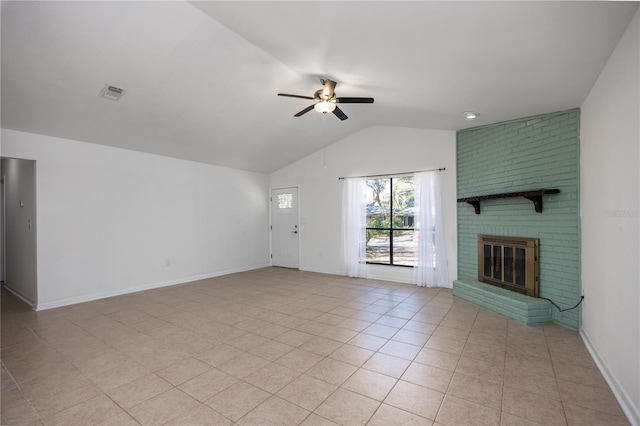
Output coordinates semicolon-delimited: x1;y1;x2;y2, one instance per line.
341;178;367;278
413;171;450;287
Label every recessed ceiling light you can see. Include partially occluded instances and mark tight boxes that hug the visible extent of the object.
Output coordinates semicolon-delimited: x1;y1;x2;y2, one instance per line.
464;111;478;119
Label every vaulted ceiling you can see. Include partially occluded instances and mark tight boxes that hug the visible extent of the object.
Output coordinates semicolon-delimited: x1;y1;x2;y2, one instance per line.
1;1;637;173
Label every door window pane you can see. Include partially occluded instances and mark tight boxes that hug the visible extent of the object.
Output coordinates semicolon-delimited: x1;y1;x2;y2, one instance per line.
277;193;293;209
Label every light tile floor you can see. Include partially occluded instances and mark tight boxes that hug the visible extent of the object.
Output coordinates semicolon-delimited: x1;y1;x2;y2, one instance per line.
0;268;629;425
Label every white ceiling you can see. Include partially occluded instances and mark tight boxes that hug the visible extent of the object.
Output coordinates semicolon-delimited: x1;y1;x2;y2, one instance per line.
1;1;637;174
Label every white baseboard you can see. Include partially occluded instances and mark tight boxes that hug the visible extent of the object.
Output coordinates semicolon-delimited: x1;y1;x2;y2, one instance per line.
298;266;342;276
298;266;453;289
297;265;413;284
3;285;36;309
580;328;639;426
35;263;270;311
365;272;413;284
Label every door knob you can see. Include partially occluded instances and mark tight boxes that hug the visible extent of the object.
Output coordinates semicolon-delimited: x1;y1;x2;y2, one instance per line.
292;230;298;234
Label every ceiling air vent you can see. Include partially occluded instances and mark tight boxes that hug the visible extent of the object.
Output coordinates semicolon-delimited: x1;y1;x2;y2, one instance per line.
100;84;125;101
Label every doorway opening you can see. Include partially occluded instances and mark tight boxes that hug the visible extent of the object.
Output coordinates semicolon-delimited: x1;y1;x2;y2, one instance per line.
1;157;38;308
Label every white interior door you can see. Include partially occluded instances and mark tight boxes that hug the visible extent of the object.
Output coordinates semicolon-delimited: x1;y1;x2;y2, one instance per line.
1;158;38;307
271;187;299;268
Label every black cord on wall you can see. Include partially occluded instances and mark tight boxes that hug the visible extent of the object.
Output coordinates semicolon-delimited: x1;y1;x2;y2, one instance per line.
540;295;584;312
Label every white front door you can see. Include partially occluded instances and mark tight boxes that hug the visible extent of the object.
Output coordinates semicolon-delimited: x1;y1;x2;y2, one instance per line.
271;187;299;268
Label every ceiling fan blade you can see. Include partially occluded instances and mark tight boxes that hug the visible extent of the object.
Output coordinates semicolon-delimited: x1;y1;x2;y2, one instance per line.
332;106;348;121
336;97;374;104
278;93;315;100
294;105;315;117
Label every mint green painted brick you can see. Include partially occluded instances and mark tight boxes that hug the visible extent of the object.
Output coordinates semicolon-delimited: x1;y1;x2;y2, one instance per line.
453;280;552;325
457;109;581;330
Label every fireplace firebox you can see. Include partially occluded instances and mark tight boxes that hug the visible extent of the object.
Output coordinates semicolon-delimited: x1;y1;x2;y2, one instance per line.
477;235;539;297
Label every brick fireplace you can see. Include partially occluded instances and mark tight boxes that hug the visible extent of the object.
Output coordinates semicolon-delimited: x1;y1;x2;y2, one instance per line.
454;109;581;329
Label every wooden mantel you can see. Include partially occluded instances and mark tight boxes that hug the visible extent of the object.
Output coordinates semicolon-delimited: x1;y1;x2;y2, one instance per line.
457;189;560;214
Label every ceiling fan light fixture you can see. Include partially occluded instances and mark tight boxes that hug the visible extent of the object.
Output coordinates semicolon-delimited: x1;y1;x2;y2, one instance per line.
464;111;478;119
278;79;373;120
314;101;336;114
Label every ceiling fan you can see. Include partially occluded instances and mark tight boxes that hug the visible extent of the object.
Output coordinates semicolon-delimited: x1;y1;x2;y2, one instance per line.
278;79;374;121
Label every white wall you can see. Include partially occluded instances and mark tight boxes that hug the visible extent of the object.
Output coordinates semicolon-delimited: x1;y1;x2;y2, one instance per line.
580;8;639;424
270;125;457;284
0;129;270;310
1;158;38;305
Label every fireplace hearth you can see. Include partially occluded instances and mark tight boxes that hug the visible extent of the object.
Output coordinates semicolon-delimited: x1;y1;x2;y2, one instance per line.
478;235;539;297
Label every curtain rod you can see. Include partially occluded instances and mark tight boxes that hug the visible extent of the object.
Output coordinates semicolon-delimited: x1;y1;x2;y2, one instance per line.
338;167;446;180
